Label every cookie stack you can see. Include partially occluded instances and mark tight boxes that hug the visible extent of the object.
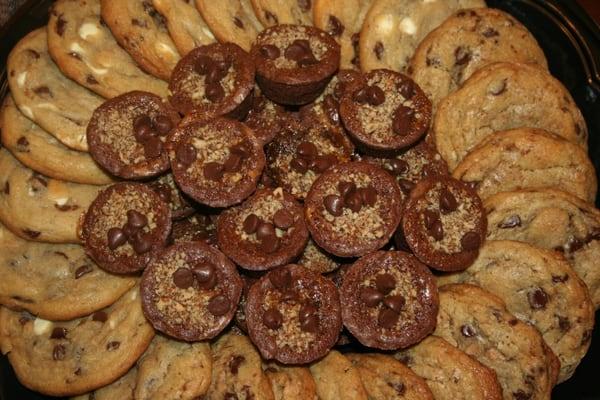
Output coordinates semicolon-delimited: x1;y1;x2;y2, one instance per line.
0;0;596;399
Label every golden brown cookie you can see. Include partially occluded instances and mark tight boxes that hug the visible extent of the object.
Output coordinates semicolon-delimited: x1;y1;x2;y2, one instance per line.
264;363;319;400
251;0;313;26
309;350;368;400
71;367;137;400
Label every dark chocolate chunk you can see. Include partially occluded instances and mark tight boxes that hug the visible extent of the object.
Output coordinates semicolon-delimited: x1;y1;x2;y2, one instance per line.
107;227;127;250
176;143;197;166
360;287;384;307
208;294;231;316
243;214;260;234
439;189;458;214
375;273;396;295
383;295;405;313
273;209;294;229
259;44;280;60
460;231;480;251
50;327;67;339
52;344;66;361
92;311;108;322
527;287;549;309
172;267;195;289
324;194;343;216
263;308;283;330
328;15;345;36
460;324;476;337
378;308;399;328
203;162;224;181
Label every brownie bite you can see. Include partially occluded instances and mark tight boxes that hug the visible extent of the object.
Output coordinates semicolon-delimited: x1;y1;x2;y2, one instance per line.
266;113;354;200
148;173;195;220
82;183;172;274
86;91;179;179
167;117;265;208
402;176;487;271
245;264;342;364
141;241;242;341
234;274;258;333
297;238;340;274
243;89;288;146
305;161;403;257
217;187;309;271
168;43;255;118
340;251;439;350
170;213;217;246
251;24;341;105
339;70;431;153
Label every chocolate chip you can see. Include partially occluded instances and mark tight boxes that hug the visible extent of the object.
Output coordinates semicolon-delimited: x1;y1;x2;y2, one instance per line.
75;264;93;279
263;308;283;330
154;115;173;136
498;215;521;229
285;39;313;62
205;82;225;103
375;273;396;295
55;15;67;36
528;287;548;309
269;268;292;289
384;295;405;314
398;179;415;195
366;85;385;106
360;287;384;307
127;210;148;229
230;141;251;158
3;181;10;194
513;390;532;400
482;27;499;38
203;162;224;181
344;190;363;213
193;262;216;286
398;81;415;100
353;87;370;104
259;44;280;60
265;10;278;24
460;324;476;337
229;355;245;374
233;16;244;29
107;227;127;250
299;304;319;333
143;137;164;160
552;274;569;283
392;105;413;135
374;41;384;60
427;219;444;241
327;15;345;37
290;157;309;173
23;229;41;239
52;344;66;361
208;294;230;316
223;153;243;173
256;222;276;240
152;184;172;204
173;267;195;289
388;382;406;395
131;232;152;254
176;143;197;166
133;115;155;143
389;159;408;175
378;308;399;328
310;154;336;173
297;141;318;159
324;194;343;216
558;316;571;332
260;235;280;254
297;0;311;12
460;231;480;251
273;209;294;229
243;214;260;234
322;95;340;124
439;189;458;214
359;187;377;207
106;341;120;351
50;327;67;339
33;86;52;97
454;46;471;65
336;181;355;198
423;210;439;230
92;311;107;322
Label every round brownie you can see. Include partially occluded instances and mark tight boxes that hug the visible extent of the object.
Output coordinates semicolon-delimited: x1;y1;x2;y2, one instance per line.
82;182;172;274
148;173;195;221
243;90;289;146
141;241;242;341
245;264;342;364
86;91;179;179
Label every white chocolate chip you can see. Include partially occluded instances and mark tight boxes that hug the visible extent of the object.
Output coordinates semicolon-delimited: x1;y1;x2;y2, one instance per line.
16;71;27;87
85;63;108;75
35;103;59;112
109;319;116;329
55;197;69;206
33;318;53;335
375;14;395;35
400;17;417;35
156;42;178;57
69;42;86;55
20;105;33;119
202;28;215;40
78;22;100;40
130;290;138;300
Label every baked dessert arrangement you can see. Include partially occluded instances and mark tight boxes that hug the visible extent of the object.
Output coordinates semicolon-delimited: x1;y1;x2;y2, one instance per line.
0;0;598;399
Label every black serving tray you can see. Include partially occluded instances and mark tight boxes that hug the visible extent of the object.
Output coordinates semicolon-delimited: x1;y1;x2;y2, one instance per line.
0;0;599;399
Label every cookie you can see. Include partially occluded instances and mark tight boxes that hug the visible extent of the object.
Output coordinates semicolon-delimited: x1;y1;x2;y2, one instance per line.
434;284;558;400
264;363;318;400
152;0;216;55
309;350;368;400
100;0;181;80
402;175;486;271
346;353;434;400
243;89;290;145
452;128;597;202
251;0;313;26
0;149;103;244
394;335;503;400
305;161;403;257
82;182;173;274
217;187;309;270
0;95;113;185
0;221;135;321
141;241;243;341
485;188;600;308
134;335;212;399
72;367;137;400
87;91;179;180
340;251;438;350
7;28;103;151
204;331;275;400
0;287;155;397
47;0;169;99
439;240;594;382
434;62;588;170
195;0;264;52
245;264;343;364
410;7;548;108
313;0;375;68
167;117;265;208
359;0;486;72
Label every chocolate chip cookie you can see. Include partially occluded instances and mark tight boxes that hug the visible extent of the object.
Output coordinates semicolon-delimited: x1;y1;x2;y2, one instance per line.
0;95;113;185
434;62;588;170
0;286;155;397
100;0;181;80
7;28;103;151
72;367;137;400
394;335;503;400
309;350;368;400
359;0;486;72
251;0;313;26
263;363;318;400
410;8;547;108
47;0;169;98
452;128;597;202
0;149;103;244
0;221;135;321
434;284;559;400
485;188;600;308
346;353;434;400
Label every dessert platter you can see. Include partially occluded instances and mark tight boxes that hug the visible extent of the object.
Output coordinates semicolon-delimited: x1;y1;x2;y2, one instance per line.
0;0;599;399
